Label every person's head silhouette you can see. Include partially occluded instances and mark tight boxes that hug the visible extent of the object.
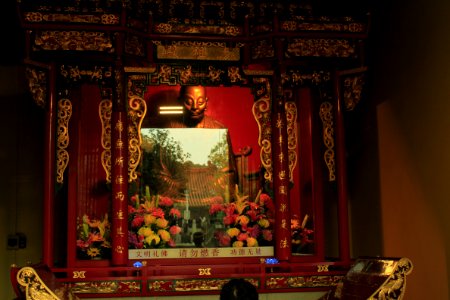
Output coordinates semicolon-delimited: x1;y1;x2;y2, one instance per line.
220;278;258;300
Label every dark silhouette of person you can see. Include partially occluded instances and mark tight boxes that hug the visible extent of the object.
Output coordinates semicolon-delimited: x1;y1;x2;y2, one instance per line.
220;278;259;300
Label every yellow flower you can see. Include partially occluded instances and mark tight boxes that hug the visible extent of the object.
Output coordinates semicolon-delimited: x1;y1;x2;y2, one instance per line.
232;241;244;247
258;218;270;228
246;237;258;247
144;214;156;225
138;227;153;237
158;229;171;242
237;215;250;226
87;247;100;258
227;227;240;238
156;218;169;228
145;233;161;246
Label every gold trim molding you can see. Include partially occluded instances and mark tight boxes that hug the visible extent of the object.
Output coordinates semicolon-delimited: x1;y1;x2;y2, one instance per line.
56;98;72;184
319;101;336;181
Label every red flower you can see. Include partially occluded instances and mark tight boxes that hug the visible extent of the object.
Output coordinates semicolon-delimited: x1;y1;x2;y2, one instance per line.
131;215;144;228
159;196;173;207
223;214;237;225
209;203;224;215
152;207;165;218
169;208;181;218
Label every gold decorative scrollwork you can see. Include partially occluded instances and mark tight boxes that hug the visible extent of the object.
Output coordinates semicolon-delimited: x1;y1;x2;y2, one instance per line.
16;266;60;300
343;74;365;111
319;101;336;181
252;79;272;182
285;101;298;182
128;96;147;182
369;258;413;300
25;67;47;108
56;98;72;184
99;99;112;183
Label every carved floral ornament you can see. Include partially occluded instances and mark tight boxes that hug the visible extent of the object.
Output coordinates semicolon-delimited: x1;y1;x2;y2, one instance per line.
25;67;48;108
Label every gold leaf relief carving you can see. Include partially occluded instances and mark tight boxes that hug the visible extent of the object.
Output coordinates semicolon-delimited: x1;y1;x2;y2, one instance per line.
56;98;72;184
252;79;272;182
319;102;336;181
34;31;114;52
128;96;147;182
99;99;112;183
285;101;298;182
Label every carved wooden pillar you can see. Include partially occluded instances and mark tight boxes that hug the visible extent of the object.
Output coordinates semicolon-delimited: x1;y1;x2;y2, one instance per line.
111;64;128;266
272;86;292;262
334;72;350;263
43;63;56;267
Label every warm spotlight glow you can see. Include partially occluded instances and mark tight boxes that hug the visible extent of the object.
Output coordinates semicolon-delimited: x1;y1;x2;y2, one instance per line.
159;106;183;115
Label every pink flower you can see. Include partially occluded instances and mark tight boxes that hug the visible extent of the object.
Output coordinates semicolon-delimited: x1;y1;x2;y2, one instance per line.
246;225;261;238
169;208;181;218
262;229;273;241
169;225;182;235
159;196;173;207
217;232;231;246
168;239;176;247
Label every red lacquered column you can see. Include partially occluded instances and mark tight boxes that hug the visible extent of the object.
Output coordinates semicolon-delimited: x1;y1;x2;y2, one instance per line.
334;72;350;263
111;66;128;266
43;63;56;267
272;93;291;262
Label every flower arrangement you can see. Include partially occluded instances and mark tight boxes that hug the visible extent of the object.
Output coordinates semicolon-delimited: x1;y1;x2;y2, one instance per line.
291;214;314;253
76;213;111;259
128;190;182;249
210;186;275;247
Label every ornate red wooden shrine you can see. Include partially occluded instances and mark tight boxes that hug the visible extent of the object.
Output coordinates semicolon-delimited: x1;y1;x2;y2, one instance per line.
16;0;370;297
